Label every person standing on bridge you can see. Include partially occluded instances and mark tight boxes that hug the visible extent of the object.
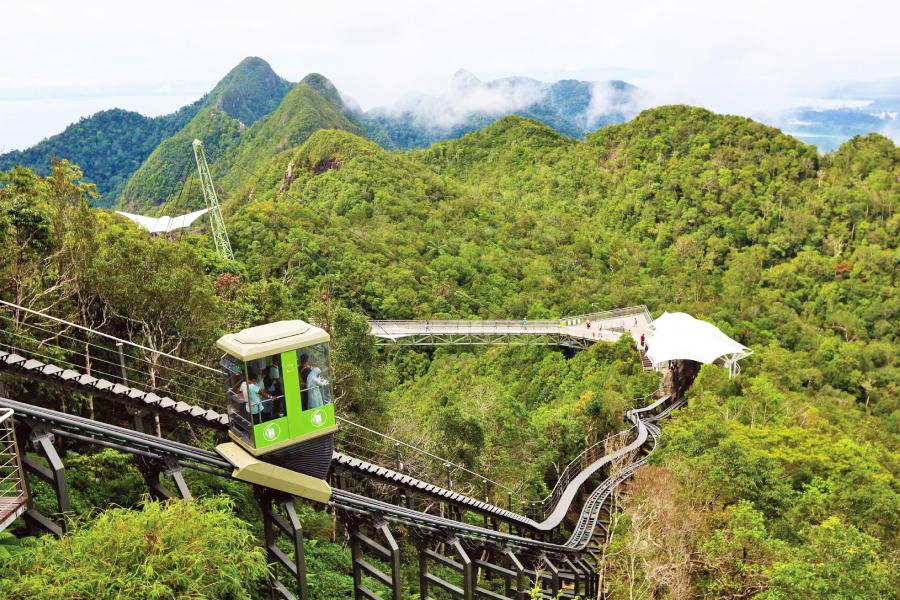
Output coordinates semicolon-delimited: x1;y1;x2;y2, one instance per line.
522;317;528;329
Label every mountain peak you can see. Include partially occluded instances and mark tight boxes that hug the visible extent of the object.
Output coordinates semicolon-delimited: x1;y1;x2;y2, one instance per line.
299;73;344;109
450;69;482;91
206;57;292;125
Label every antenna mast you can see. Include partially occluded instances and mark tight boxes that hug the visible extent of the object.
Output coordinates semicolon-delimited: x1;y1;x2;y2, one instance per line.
191;139;234;260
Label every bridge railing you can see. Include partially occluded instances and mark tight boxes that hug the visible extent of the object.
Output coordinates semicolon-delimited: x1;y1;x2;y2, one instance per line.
562;305;653;326
370;319;568;330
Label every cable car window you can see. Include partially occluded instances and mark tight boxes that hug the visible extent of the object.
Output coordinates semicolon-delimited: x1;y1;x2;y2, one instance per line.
222;354;252;443
297;342;333;411
240;354;287;427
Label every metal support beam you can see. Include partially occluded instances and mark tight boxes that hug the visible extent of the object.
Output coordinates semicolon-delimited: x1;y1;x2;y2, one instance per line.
20;427;69;536
135;456;191;500
451;538;475;600
257;487;308;600
417;536;429;599
504;549;527;600
563;555;581;597
418;535;476;599
575;557;596;597
347;517;403;600
166;466;192;500
542;554;560;598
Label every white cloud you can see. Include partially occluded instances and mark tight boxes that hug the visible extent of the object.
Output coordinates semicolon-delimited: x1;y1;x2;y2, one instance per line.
882;118;900;144
1;0;899;149
375;71;547;129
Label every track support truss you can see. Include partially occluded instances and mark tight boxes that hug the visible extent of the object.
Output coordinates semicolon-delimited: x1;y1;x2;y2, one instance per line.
257;487;309;600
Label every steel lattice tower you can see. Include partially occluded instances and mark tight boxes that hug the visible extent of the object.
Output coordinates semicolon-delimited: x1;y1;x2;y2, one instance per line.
191;139;234;261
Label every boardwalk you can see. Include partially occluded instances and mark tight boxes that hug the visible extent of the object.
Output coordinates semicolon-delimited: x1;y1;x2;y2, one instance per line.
369;305;654;348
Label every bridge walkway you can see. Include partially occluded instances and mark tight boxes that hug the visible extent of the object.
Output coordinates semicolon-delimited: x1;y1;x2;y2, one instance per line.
369;305;653;347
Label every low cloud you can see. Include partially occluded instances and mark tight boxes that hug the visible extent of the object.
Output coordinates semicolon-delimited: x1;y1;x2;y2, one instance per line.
376;70;546;129
582;81;647;128
370;70;641;132
881;118;900;144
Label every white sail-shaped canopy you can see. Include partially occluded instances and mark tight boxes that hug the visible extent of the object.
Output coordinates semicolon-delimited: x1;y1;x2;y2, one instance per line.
646;312;751;375
116;208;209;234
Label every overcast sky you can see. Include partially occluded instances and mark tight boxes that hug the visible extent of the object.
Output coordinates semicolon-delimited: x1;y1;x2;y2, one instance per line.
2;0;898;151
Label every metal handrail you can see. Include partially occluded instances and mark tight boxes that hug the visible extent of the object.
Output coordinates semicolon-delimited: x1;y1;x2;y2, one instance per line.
0;300;223;374
369;306;652;328
369;319;567;328
0;408;27;505
562;305;652;324
336;416;517;496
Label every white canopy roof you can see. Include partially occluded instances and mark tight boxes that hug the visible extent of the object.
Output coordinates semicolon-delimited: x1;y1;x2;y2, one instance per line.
645;312;751;371
116;208;209;234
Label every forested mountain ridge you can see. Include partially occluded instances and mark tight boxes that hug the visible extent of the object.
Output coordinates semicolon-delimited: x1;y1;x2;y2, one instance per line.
0;103;202;206
119;71;364;215
0;104;897;598
211;77;365;204
3;59;640;212
118;57;293;212
205;56;294;126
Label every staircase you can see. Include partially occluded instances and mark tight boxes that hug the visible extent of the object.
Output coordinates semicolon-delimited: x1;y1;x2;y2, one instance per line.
0;408;28;532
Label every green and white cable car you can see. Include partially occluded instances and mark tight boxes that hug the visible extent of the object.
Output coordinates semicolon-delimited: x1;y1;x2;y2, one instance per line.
214;320;336;502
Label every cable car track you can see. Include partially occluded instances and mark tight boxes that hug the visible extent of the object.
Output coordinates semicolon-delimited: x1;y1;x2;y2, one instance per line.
0;386;677;555
0;338;689;598
0;347;674;531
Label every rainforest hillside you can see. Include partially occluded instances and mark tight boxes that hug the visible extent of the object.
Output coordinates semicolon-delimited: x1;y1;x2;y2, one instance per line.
1;58;641;212
0;105;202;206
0;57;292;208
0;106;897;598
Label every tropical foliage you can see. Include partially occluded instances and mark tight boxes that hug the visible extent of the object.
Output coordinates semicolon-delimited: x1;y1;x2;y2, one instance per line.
0;498;269;600
0;100;896;598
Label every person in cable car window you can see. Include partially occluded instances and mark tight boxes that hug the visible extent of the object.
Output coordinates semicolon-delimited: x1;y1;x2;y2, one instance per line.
306;364;329;409
240;369;269;419
262;365;280;396
268;361;281;395
299;354;311;411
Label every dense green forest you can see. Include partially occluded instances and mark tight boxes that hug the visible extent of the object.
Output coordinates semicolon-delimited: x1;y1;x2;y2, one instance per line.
0;103;897;598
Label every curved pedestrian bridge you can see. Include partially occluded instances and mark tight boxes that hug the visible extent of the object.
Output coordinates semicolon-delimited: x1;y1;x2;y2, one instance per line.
369;305;653;348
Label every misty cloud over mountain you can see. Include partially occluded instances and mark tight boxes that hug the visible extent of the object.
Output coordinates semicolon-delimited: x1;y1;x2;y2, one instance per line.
350;70;642;148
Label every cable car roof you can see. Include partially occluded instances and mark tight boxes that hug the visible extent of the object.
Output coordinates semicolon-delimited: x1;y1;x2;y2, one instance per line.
216;320;330;361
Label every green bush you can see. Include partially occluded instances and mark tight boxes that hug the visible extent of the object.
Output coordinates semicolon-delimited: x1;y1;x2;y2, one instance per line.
0;497;268;600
